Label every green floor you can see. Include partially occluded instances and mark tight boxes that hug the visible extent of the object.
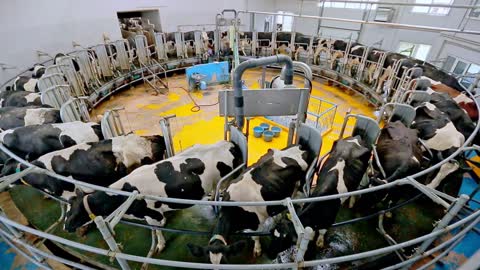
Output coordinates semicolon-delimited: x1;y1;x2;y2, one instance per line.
10;184;446;269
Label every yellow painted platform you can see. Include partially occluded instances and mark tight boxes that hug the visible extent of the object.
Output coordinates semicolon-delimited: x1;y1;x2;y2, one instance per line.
92;69;376;165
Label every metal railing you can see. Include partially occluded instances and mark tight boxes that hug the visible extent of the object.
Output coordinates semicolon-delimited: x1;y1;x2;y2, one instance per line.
0;11;479;269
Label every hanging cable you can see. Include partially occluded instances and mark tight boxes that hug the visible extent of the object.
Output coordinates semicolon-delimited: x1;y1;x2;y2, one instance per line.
175;87;219;112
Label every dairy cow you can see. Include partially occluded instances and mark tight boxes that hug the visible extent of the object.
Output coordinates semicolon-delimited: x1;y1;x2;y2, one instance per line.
0;106;60;130
412;102;465;189
2;134;166;200
6;64;46;93
64;141;241;253
0;121;103;162
375;121;423;183
187;145;309;264
270;136;371;256
0;91;42;108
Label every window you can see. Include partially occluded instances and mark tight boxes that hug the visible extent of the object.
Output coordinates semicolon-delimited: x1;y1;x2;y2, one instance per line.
442;56;480;88
319;0;378;10
412;0;453;16
470;0;480;19
397;42;432;61
276;11;294;32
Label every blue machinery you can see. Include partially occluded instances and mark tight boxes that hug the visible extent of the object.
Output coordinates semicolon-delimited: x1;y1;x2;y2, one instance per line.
0;5;479;269
185;61;230;91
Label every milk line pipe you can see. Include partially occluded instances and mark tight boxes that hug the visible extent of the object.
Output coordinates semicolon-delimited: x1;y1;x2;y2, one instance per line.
0;227;96;270
304;0;480;9
239;10;480;35
383;214;480;270
0;209;478;269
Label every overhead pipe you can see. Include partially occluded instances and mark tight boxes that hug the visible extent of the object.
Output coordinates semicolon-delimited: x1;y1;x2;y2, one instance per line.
233;54;294;129
239;10;480;35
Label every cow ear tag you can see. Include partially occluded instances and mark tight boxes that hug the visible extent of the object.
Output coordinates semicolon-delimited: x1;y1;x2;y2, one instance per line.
287;213;292;221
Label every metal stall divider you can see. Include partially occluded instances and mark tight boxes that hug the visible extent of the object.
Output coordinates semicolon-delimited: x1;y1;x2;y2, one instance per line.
55;56;88;96
174;32;186;59
73;49;101;89
101;107;127;139
154;33;168;61
40;85;72;109
92;44;114;80
60;97;91;123
111;39;133;72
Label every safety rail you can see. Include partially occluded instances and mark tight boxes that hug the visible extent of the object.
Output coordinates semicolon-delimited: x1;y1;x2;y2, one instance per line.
0;7;479;268
306;96;337;134
0;59;478;270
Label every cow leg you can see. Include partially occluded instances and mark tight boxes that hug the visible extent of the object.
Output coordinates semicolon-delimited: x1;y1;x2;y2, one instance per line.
252;216;268;257
145;217;167;253
252;235;262;257
427;161;459;190
376;66;392;94
316;229;327;248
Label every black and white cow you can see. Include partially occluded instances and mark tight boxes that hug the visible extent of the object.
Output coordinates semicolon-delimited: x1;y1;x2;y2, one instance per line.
10;76;40;92
0;121;103;162
187;145;309;264
428;92;476;144
375;121;423;183
313;38;334;65
292;34;310;61
0;106;60;130
0;91;42;108
364;48;386;85
270;136;371;256
375;52;408;95
412;102;464;189
64;141;241;253
2;134;166;199
54;53;80;71
5;64;46;92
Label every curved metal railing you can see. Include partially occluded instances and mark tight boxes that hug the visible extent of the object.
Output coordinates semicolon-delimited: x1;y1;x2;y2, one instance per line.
0;19;479;269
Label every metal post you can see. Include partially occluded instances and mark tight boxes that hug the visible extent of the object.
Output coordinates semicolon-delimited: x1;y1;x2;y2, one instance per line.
403;194;469;270
0;209;47;265
468;73;480;93
94;216;131;270
261;65;266;88
295;226;314;264
159;115;176;158
287;121;296;146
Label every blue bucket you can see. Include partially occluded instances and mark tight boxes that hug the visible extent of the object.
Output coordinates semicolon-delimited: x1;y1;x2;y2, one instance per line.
253;127;264;138
263;130;274;142
271;126;281;137
260;123;270;131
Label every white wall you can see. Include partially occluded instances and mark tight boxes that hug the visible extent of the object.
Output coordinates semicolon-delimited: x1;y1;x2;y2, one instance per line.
1;0;479;84
0;0;271;84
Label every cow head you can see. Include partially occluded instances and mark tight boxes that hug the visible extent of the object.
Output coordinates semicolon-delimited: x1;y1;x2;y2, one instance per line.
29;64;46;79
187;236;246;264
64;189;93;233
1;158;21;178
414;102;443;121
144;135;167;161
269;213;297;255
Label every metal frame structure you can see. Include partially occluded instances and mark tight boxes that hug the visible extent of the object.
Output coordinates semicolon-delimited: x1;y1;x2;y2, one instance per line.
0;6;479;269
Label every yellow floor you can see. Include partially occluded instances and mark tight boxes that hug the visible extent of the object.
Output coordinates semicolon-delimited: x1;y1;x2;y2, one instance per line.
93;69;376;165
